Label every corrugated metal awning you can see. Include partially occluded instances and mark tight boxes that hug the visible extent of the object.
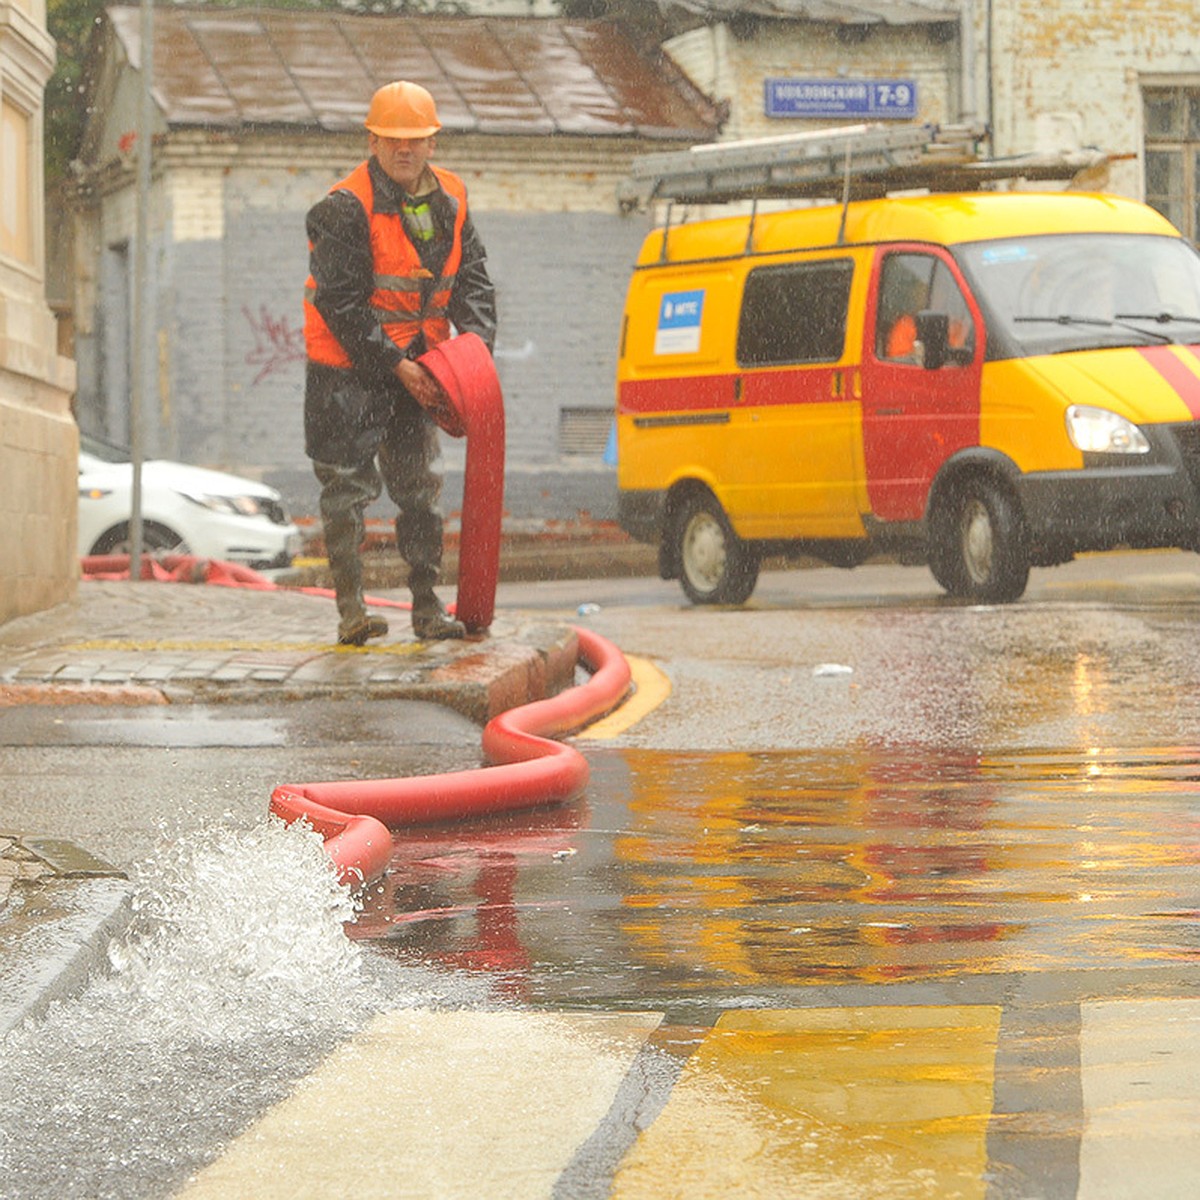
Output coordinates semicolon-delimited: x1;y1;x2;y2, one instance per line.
105;6;720;140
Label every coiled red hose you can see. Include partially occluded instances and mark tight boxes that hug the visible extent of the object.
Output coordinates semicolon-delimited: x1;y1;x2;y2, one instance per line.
270;625;630;885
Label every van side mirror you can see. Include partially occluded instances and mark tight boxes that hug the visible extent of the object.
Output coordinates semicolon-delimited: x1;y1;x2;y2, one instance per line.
915;310;950;370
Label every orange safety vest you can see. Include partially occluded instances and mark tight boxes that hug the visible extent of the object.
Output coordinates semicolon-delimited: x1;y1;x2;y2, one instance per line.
304;162;468;369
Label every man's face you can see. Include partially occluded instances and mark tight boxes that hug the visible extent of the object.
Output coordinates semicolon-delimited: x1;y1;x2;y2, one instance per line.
369;133;436;192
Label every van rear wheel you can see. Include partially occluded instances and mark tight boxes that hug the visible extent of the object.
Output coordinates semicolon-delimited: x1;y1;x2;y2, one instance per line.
673;493;760;605
928;477;1030;602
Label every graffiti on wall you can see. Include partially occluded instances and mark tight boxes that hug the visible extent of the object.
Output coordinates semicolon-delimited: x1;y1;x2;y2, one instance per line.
243;303;305;385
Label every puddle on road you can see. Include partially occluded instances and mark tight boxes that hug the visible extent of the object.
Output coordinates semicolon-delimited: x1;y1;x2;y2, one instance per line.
358;744;1200;1003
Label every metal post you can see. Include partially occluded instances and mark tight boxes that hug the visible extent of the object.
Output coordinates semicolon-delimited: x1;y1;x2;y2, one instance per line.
129;0;154;577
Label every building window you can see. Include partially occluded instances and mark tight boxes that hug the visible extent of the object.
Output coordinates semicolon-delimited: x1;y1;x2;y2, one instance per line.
1;98;33;264
1143;87;1200;240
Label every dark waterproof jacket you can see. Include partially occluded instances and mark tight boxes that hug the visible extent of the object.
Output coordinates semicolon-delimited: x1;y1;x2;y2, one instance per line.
304;156;497;466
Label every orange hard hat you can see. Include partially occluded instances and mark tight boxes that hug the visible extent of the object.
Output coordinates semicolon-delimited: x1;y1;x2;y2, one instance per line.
364;81;441;139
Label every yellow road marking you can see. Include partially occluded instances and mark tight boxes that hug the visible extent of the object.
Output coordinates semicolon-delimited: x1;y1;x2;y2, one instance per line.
60;639;426;656
612;1005;1001;1199
577;655;670;740
178;1010;662;1199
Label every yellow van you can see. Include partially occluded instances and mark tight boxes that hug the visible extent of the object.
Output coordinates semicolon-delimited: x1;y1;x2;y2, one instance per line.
616;190;1200;603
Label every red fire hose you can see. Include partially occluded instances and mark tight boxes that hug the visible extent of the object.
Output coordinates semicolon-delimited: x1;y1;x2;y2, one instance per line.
418;332;504;633
270;624;630;885
81;333;633;887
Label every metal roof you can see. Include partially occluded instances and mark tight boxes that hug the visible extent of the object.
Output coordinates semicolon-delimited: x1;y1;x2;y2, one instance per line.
104;5;720;140
661;0;959;24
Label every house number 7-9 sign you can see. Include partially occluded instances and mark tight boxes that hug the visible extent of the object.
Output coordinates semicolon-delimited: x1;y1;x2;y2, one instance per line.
764;78;919;120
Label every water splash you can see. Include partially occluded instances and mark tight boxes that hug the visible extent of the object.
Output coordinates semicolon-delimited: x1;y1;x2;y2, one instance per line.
101;816;369;1041
0;817;487;1199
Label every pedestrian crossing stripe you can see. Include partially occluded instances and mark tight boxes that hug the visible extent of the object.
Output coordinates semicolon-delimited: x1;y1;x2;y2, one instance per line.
612;1006;1000;1200
177;1010;664;1199
1078;996;1200;1199
176;1001;1200;1198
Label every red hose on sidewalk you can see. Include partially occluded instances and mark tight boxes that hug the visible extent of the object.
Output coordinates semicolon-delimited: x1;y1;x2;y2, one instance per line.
80;335;621;887
270;625;631;885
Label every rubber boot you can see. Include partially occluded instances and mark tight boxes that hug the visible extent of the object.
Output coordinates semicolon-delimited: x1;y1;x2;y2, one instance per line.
316;463;389;647
410;568;465;640
338;612;389;646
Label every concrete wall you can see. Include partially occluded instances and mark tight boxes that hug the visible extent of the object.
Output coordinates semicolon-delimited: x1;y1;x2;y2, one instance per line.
0;0;78;624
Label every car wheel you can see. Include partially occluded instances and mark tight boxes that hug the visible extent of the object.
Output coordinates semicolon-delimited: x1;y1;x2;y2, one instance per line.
928;477;1029;602
90;520;189;557
672;491;760;605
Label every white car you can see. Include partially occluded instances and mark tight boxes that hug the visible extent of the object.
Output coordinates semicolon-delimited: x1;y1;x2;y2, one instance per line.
77;435;302;569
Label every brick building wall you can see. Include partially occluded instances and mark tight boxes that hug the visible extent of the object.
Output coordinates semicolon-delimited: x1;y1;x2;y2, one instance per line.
665;18;960;144
984;0;1200;204
72;130;671;522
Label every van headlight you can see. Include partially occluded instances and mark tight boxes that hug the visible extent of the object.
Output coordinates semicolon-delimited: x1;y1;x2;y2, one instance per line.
1065;405;1150;455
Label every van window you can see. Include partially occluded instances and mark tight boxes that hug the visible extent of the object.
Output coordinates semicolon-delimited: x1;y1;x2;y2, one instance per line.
737;259;853;367
876;252;975;363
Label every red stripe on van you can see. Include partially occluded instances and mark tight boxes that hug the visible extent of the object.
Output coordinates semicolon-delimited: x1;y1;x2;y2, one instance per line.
619;375;737;414
1137;346;1200;418
619;368;840;415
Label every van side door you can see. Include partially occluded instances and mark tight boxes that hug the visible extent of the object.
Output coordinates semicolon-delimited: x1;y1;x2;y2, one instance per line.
859;248;984;522
731;255;862;538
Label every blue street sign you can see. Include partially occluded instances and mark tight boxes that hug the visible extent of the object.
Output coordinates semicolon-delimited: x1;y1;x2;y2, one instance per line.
765;78;919;120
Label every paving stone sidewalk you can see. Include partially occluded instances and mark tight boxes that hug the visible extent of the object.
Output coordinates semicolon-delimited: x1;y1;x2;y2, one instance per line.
0;577;580;1035
0;579;579;723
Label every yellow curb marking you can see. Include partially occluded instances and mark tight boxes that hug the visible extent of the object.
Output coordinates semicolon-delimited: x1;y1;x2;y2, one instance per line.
60;639;427;657
577;655;670;740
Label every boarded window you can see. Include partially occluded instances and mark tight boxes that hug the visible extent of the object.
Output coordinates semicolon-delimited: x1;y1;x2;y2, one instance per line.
737;259;853;367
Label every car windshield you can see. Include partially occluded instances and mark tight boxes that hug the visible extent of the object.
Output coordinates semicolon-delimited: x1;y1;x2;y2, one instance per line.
955;233;1200;357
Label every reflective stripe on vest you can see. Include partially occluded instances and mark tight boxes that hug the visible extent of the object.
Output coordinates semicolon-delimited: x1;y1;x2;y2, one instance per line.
304;162;468;369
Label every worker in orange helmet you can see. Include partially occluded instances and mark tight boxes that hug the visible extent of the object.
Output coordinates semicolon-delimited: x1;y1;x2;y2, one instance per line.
303;81;497;645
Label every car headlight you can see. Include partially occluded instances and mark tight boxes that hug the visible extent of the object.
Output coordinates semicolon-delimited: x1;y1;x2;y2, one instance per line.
1065;405;1150;455
179;491;267;516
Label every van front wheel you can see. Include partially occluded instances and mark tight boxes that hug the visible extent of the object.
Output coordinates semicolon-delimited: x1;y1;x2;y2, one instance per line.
928;478;1030;602
673;493;760;605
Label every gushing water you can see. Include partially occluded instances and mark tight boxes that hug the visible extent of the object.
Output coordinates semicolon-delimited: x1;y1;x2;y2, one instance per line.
0;817;485;1200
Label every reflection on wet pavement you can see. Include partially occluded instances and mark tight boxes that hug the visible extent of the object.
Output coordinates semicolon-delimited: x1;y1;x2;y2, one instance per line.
346;744;1200;1197
355;745;1200;997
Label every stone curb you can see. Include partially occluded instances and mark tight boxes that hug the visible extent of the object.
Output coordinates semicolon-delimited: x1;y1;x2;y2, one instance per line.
0;622;581;725
0;839;132;1040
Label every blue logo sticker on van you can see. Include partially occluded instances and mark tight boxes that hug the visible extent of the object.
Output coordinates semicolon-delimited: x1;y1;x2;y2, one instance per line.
655;289;705;355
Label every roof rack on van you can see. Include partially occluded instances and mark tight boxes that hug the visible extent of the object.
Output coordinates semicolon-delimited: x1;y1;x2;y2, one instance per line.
616;122;1110;210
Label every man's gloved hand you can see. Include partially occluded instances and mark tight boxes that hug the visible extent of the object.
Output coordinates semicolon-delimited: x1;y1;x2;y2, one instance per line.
395;358;464;435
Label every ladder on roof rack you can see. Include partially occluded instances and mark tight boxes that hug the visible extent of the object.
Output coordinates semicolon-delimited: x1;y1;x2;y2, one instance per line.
616;122;1109;210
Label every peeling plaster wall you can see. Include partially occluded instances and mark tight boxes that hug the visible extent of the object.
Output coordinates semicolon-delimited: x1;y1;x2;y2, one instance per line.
989;1;1200;198
1;0;78;621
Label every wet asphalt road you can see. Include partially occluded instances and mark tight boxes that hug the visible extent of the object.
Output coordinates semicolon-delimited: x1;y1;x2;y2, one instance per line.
3;550;1200;1197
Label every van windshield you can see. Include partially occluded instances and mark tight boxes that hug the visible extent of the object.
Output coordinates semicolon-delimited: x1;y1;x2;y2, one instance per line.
955;233;1200;358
